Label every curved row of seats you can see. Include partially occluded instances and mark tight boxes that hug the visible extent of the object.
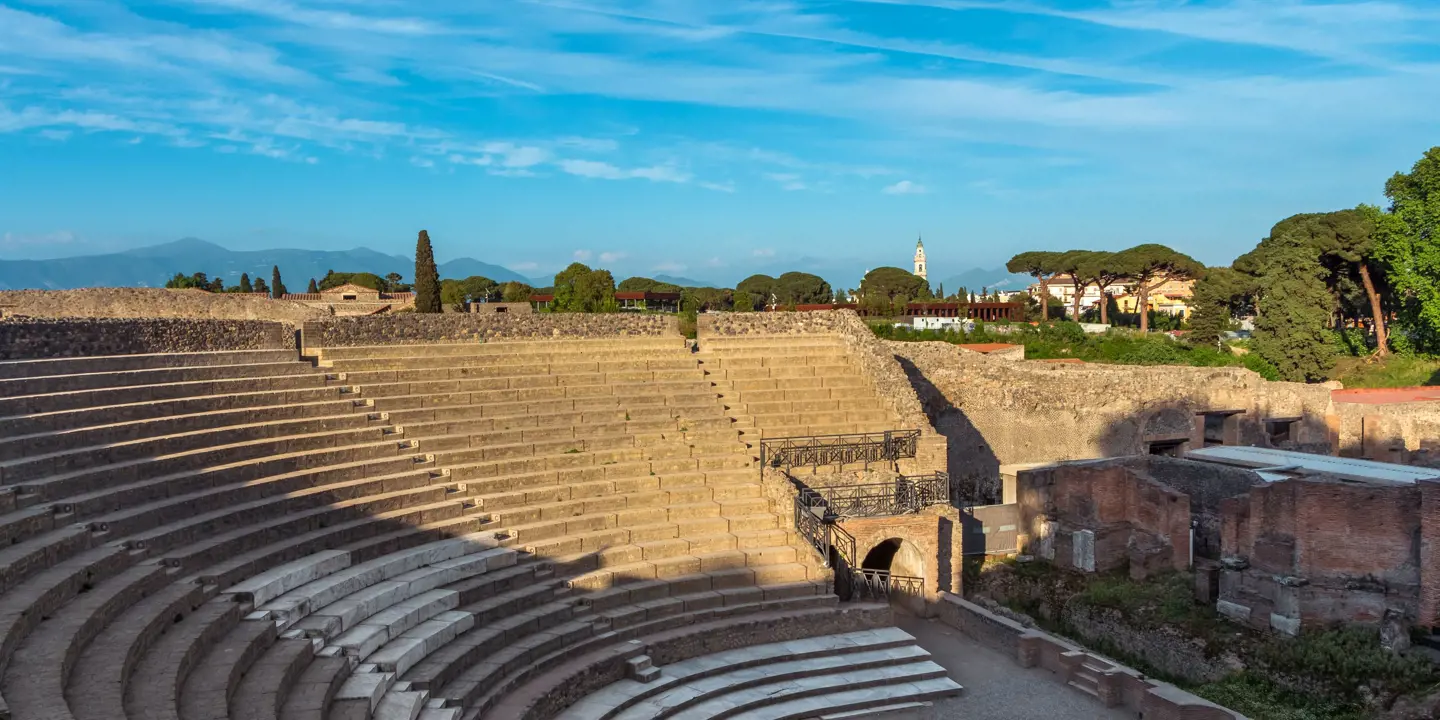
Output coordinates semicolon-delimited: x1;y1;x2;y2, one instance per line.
0;336;900;720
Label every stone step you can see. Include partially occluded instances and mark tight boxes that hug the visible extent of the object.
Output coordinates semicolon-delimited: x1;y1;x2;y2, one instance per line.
315;339;687;361
0;372;330;417
355;370;707;399
0;359;322;398
338;357;704;385
0;348;301;381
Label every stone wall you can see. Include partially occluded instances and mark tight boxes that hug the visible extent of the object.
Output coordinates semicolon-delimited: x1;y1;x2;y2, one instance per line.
1220;477;1423;633
0;317;292;359
301;313;680;347
890;340;1337;481
1334;399;1440;466
0;288;326;326
936;595;1245;719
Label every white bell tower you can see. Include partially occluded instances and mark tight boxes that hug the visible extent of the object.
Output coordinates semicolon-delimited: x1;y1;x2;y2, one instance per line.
913;236;927;280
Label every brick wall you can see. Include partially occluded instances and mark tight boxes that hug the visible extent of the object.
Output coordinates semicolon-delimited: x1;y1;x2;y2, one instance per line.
1220;477;1423;630
840;508;964;605
0;317;292;359
1017;457;1193;576
301;313;679;347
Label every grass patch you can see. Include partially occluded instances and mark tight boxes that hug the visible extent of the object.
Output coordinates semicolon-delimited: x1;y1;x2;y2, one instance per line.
1193;674;1362;720
1330;354;1440;388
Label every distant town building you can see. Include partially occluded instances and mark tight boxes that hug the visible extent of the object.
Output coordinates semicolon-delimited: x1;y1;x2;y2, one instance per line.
614;291;681;313
282;283;415;316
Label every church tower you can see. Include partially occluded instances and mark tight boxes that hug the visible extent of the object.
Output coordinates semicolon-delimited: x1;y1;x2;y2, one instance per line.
913;236;927;280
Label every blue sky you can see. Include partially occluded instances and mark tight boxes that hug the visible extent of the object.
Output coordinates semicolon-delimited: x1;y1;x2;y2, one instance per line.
2;0;1438;286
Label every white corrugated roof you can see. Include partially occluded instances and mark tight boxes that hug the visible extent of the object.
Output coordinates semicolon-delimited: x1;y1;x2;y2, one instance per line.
1185;446;1440;486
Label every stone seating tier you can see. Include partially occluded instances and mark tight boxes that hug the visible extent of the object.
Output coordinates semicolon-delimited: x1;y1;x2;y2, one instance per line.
0;338;930;720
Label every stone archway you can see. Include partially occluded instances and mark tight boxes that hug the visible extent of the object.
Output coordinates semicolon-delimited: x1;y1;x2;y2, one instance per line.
862;537;926;580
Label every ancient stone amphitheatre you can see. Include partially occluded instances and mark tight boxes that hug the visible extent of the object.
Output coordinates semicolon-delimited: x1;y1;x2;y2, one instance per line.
0;306;980;720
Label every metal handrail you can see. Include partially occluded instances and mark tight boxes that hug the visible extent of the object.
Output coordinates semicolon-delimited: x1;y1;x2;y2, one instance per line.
817;472;951;518
759;430;921;473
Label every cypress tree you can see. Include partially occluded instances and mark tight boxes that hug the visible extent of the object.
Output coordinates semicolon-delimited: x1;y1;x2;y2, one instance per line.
1251;234;1336;381
238;273;252;294
307;278;319;294
413;230;442;313
254;277;269;296
271;265;287;299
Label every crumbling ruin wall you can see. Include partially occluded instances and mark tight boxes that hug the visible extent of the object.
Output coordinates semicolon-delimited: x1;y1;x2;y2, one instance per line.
890;341;1337;480
1333;399;1440;467
0;317;292;359
302;313;679;347
1016;457;1193;579
1219;478;1421;633
0;288;326;326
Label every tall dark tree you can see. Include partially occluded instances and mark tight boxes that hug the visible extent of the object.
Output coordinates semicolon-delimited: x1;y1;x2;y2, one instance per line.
270;265;287;299
1250;234;1336;381
1110;244;1203;333
413;230;442;313
307;278;319;294
253;277;269;296
238;273;253;294
1006;251;1063;321
1075;251;1125;325
1270;209;1389;355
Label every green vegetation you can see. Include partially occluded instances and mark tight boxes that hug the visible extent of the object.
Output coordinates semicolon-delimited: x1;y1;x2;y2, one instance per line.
412;231;441;313
270;265;286;299
733;272;833;309
1371;148;1440;354
872;321;1282;379
857;266;931;315
550;262;617;313
1330;354;1440;388
978;562;1439;720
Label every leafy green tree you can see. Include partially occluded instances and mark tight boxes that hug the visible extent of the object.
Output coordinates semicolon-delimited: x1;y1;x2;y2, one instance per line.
1075;251;1125;325
736;275;776;308
208;276;225;293
1110;244;1203;333
1250;234;1336;381
307;278;319;294
270;265;287;299
254;277;269;296
859;267;930;316
1188;267;1258;348
1371;147;1440;354
733;290;755;312
384;272;405;292
1269;209;1390;355
1050;250;1100;321
772;272;833;306
500;281;533;303
553;262;616;312
413;230;441;313
618;277;682;293
440;276;499;309
165;271;209;290
686;287;732;311
238;273;253;294
1006;251;1064;321
319;271;385;291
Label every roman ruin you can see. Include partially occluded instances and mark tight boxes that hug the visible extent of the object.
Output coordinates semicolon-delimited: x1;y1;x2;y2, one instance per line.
0;301;1435;719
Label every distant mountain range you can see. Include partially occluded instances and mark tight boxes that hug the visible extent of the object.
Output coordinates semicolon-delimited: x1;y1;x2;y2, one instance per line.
0;238;1034;294
0;238;532;290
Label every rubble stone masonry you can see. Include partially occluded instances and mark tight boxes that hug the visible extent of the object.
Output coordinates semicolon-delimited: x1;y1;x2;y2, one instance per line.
301;312;680;347
890;341;1338;479
0;317;292;359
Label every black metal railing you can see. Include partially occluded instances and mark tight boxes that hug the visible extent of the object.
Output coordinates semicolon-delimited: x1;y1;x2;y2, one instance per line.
852;568;925;600
759;430;921;473
816;472;950;518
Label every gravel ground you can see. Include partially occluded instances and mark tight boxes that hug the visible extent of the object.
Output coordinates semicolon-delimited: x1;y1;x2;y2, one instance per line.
897;614;1136;720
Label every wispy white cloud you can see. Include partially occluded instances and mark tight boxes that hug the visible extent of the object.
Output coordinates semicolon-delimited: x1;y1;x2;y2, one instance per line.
599;251;626;263
573;249;593;261
409;155;434;168
38;128;70;141
558;159;691;183
752;248;775;258
882;180;928;195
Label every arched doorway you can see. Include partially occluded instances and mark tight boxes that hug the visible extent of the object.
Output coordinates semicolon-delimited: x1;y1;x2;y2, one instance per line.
859;538;927;613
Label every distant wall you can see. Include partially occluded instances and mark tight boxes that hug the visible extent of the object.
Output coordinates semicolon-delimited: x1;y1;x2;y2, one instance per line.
1334;400;1440;466
0;317;292;359
302;313;679;347
891;341;1337;481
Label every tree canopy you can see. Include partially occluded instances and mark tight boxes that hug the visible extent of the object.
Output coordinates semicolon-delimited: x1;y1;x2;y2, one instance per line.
1110;244;1203;332
499;281;533;303
1249;234;1336;381
1006;251;1064;321
440;275;499;308
859;267;930;315
1371;146;1440;354
735;275;776;306
552;262;616;312
319;271;387;291
618;277;683;293
772;272;833;306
